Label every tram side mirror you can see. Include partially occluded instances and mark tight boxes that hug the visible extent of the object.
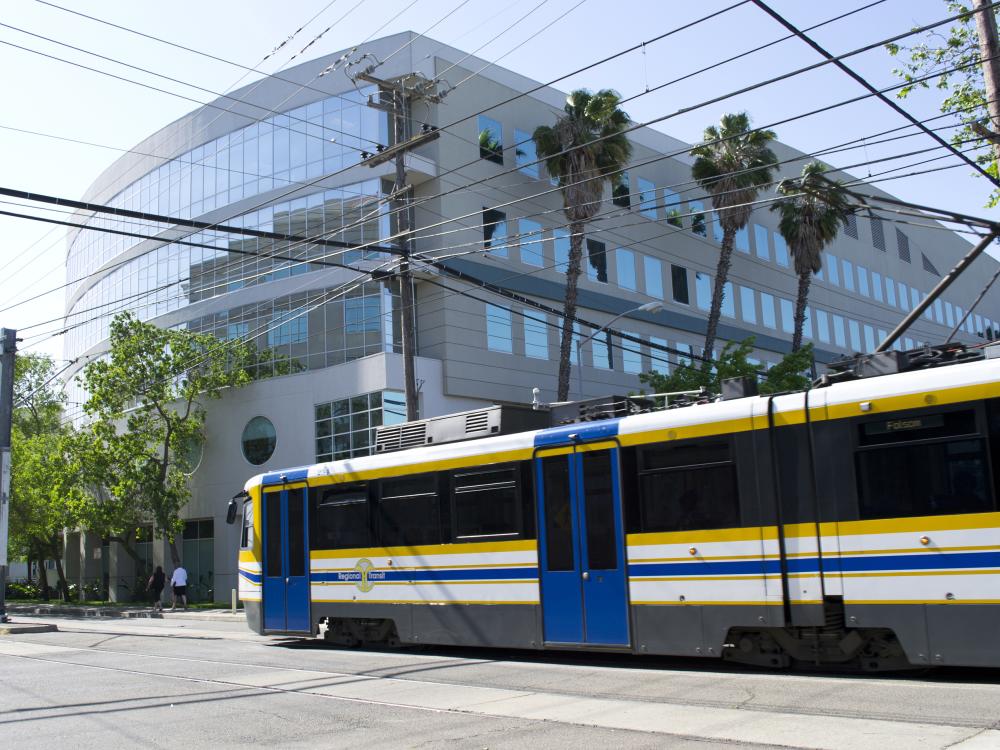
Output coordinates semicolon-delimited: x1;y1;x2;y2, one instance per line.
226;498;239;525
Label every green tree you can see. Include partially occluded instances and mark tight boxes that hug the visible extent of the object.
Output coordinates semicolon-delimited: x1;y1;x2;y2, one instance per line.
887;1;1000;206
79;312;255;567
771;162;855;351
533;89;633;400
7;354;79;599
690;113;778;362
639;338;814;396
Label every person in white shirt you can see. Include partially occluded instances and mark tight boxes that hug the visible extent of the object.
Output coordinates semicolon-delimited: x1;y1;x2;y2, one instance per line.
170;565;188;610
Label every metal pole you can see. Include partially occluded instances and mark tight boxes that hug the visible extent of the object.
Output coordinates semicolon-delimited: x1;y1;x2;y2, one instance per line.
0;328;17;623
876;232;998;352
393;90;419;421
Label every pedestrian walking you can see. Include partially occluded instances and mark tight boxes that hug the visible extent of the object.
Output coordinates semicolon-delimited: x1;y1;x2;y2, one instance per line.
146;565;165;611
170;564;188;610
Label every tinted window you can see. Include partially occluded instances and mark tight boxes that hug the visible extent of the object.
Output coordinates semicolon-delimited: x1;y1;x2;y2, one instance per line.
582;451;617;570
587;239;608;283
264;492;282;577
637;440;740;532
453;466;521;540
671;264;689;304
378;473;440;547
856;409;994;519
240;500;253;549
287;489;305;577
541;456;574;570
312;484;370;550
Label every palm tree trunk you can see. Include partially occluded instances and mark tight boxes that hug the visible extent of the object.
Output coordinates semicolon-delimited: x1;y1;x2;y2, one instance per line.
556;221;586;401
792;270;812;352
703;226;736;365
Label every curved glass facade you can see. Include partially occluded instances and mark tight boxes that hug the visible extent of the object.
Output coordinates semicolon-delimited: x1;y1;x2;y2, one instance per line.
64;84;398;392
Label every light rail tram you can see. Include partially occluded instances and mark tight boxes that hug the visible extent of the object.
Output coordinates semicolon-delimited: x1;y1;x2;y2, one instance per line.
230;344;1000;669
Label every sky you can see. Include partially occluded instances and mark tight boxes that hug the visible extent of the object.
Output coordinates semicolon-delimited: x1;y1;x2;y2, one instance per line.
0;0;994;364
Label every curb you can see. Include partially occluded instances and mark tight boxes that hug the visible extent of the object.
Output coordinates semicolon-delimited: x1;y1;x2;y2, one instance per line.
6;604;245;622
0;621;58;635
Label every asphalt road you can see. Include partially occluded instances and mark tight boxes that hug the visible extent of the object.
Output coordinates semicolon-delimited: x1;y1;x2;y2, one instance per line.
1;615;999;749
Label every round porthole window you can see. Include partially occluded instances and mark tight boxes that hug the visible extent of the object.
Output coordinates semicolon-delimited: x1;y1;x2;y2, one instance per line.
242;416;276;465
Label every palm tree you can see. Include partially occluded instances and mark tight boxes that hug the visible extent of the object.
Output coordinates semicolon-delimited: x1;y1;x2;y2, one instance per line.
691;113;778;362
772;162;855;351
533;89;633;401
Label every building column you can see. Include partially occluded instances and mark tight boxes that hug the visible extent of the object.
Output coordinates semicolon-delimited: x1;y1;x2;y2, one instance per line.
80;532;102;602
107;542;136;603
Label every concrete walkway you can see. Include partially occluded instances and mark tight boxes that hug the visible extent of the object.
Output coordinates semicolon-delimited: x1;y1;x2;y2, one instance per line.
5;603;245;622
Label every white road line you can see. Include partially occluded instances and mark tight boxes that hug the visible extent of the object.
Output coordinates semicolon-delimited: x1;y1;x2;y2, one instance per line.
1;640;995;750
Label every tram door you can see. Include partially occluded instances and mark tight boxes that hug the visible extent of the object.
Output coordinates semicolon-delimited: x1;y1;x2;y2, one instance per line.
535;445;630;646
262;487;311;633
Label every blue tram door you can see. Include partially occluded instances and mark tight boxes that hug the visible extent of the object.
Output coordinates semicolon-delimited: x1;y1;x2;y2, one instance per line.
535;445;630;647
262;487;311;633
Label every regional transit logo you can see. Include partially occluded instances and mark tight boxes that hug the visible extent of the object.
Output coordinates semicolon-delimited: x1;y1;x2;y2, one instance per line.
336;558;386;592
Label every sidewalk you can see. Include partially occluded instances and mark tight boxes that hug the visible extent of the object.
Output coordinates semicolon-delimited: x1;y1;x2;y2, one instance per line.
5;603;246;622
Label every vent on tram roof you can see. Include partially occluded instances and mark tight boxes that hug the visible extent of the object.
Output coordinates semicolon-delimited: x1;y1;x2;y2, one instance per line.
374;405;549;453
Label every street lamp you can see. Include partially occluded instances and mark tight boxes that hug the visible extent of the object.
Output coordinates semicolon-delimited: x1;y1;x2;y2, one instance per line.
576;301;664;399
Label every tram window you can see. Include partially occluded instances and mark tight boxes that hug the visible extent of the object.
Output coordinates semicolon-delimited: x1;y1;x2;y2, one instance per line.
264;493;282;577
582;450;617;570
287;489;305;577
541;456;574;570
856;436;993;520
637;440;740;532
378;473;441;547
452;466;521;540
240;500;253;548
313;484;370;550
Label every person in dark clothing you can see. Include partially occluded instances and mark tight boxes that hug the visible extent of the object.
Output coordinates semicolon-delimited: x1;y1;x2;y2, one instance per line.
147;566;165;611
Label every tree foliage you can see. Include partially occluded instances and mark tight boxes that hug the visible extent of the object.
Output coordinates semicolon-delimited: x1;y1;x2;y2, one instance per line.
887;1;1000;205
772;162;855;351
690;113;778;360
533;89;633;401
639;338;815;396
78;312;255;566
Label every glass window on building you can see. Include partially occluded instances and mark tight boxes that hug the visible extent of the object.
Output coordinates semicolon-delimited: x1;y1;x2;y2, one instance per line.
486;303;513;353
735;226;750;253
519;218;543;266
826;253;840;285
554;228;570;273
637;178;657;219
863;324;876;353
676;342;693;367
558;317;581;364
478;115;503;164
780;298;794;334
760;292;776;329
849;319;862;351
933;298;944;325
753;224;770;261
649;336;668;374
514;128;538;177
857;266;870;297
643;256;664;299
523;310;549;360
872;271;883;302
314;390;405;462
721;281;735;318
613;170;631;207
622;332;642;374
885;277;897;306
483;208;507;257
242;416;276;465
587;239;608;283
664;189;682;227
616;248;637;291
696;272;711;311
945;301;955;327
815;308;830;344
842;259;855;291
803;307;813;339
591;330;612;369
774;233;789;267
267;307;307;346
877;329;888;347
671;264;689;304
181;519;214;603
910;286;920;311
832;314;846;348
740;286;757;324
689;200;707;237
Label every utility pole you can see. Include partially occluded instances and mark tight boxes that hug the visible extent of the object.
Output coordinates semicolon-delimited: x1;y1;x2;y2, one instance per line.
0;328;17;623
349;59;442;421
971;0;1000;165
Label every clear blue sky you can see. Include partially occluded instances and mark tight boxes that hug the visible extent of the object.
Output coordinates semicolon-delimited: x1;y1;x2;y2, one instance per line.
0;0;992;362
